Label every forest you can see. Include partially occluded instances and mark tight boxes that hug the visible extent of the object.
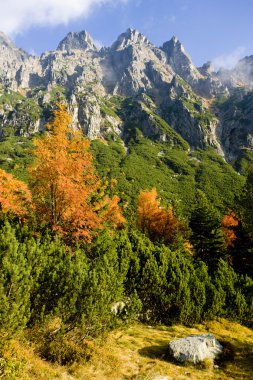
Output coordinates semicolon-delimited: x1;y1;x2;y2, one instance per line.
0;103;253;376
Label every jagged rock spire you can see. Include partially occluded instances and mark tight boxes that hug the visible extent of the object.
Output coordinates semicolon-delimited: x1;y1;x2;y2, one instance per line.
57;30;98;51
0;31;16;48
111;28;151;50
162;36;190;63
162;35;202;82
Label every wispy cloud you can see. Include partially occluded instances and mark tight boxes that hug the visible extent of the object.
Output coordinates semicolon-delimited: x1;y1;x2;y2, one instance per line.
212;46;246;70
0;0;129;35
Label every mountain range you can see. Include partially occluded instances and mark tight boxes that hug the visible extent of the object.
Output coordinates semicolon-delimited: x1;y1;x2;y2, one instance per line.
0;28;253;164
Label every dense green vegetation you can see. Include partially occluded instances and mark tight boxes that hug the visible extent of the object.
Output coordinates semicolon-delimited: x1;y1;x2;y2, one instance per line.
91;136;244;217
0;101;252;378
0;136;35;181
0;221;252;356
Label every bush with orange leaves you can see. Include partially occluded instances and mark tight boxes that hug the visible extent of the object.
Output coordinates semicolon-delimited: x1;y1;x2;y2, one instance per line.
0;168;32;219
137;188;186;246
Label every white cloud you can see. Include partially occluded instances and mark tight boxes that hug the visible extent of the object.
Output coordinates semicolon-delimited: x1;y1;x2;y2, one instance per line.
0;0;128;35
212;46;246;70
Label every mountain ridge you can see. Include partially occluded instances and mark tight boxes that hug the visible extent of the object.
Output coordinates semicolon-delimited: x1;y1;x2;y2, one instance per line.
0;28;252;163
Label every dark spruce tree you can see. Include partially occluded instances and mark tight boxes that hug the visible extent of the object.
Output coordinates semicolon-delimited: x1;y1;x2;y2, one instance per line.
189;190;225;270
240;166;253;240
233;166;253;277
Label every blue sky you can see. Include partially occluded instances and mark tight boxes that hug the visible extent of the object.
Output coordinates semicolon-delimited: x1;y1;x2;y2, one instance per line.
1;0;253;68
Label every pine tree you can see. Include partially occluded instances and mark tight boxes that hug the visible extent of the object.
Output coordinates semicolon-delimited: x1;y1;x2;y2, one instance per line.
0;223;32;334
233;166;253;276
189;190;225;269
231;221;253;277
213;259;248;321
240;166;253;240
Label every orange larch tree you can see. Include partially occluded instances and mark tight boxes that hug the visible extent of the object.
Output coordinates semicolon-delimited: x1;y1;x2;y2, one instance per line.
0;168;32;218
29;104;124;243
137;188;186;245
221;210;239;247
137;188;161;234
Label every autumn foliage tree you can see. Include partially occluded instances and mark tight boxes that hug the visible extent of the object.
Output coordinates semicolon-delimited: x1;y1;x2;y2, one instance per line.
221;210;239;247
29;104;124;243
137;188;186;245
0;168;32;219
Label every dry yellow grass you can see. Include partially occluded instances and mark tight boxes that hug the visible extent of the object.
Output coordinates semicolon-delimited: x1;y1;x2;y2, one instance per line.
1;319;253;380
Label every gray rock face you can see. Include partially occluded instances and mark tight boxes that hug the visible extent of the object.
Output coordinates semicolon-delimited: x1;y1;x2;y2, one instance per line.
216;90;253;160
199;61;215;76
162;36;202;85
105;28;174;96
67;92;122;139
231;56;253;88
160;78;223;153
0;28;252;161
0;32;30;90
0;28;250;99
111;28;151;51
77;94;103;139
216;56;253;90
57;31;98;52
169;334;223;364
162;37;227;98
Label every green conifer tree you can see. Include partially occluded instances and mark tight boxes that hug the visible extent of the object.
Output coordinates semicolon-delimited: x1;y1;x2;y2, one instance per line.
240;166;253;240
235;166;253;276
0;223;32;334
189;190;225;269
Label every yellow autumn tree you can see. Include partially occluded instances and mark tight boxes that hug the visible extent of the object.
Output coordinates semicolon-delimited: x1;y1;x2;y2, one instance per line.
137;188;186;245
29;104;125;243
0;168;32;218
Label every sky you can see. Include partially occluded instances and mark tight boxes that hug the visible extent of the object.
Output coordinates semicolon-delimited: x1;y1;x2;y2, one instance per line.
0;0;252;69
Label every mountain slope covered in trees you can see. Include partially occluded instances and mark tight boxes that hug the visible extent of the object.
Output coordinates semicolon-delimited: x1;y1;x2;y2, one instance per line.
0;29;253;379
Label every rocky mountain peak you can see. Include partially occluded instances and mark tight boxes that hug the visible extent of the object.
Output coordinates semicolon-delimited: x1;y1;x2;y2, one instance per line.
0;31;16;48
111;28;151;51
170;35;181;45
199;61;215;76
57;30;98;51
162;35;202;84
0;31;29;58
162;36;189;61
233;56;253;87
0;28;252;162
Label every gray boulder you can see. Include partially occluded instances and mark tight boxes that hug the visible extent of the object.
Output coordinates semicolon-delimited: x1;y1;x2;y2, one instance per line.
168;334;223;364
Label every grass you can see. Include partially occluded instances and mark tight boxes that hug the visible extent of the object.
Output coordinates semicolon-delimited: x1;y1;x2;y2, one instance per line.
1;319;252;379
